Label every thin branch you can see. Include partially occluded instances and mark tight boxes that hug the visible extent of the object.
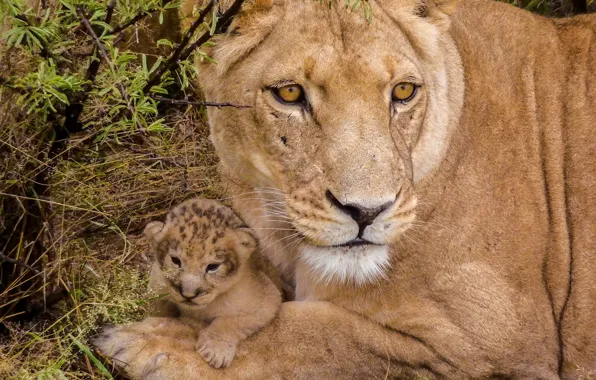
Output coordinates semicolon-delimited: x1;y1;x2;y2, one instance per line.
78;8;146;133
105;0;117;24
177;0;246;64
110;0;175;35
0;252;41;275
150;95;251;109
143;0;216;93
84;0;117;83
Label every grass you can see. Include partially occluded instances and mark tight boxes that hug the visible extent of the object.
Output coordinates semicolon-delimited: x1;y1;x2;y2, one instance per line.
0;97;221;378
0;0;594;378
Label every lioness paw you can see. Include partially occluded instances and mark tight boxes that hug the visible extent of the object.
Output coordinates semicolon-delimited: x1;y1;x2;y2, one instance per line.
197;335;237;368
93;324;171;378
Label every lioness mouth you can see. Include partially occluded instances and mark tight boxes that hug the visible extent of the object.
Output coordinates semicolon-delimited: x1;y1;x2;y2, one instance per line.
335;238;379;248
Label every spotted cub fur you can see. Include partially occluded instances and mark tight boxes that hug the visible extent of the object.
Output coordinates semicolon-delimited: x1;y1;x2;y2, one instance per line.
144;198;282;368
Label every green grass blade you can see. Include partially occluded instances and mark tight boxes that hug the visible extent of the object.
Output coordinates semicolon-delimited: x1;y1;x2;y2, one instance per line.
69;334;114;379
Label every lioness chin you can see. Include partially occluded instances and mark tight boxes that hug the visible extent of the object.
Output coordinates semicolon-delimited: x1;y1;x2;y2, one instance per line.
94;0;596;378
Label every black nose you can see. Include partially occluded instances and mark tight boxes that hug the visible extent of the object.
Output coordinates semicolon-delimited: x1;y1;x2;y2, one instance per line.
180;287;203;300
326;190;395;237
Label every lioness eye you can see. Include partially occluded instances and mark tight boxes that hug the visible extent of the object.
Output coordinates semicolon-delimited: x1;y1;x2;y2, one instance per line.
170;256;182;267
392;82;417;103
272;84;304;104
206;263;221;273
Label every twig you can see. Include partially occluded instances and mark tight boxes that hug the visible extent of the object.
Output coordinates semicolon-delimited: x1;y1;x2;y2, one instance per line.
110;0;175;35
177;0;246;67
150;95;251;109
84;0;117;83
105;0;117;24
0;252;40;275
78;8;146;133
142;0;247;99
143;0;216;93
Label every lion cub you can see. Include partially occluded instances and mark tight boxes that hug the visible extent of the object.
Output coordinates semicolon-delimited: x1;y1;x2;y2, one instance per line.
144;198;282;368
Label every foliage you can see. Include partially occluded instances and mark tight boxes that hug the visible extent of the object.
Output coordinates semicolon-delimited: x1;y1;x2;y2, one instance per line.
0;0;226;377
0;0;593;378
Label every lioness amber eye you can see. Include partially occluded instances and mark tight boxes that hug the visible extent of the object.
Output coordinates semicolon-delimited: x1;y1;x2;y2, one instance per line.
206;263;220;273
273;84;303;103
171;256;182;267
392;82;417;102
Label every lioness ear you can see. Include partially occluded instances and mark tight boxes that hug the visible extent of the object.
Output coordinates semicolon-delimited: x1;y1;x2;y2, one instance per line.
414;0;460;30
144;221;166;248
378;0;459;30
197;0;283;93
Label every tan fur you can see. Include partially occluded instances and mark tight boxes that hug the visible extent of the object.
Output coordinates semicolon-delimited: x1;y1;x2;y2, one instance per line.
94;0;596;378
139;198;282;368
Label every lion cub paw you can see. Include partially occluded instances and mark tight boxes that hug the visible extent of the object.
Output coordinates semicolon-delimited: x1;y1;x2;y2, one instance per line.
196;334;237;369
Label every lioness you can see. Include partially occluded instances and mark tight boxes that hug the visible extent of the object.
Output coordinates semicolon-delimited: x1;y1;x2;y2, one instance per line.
94;0;596;378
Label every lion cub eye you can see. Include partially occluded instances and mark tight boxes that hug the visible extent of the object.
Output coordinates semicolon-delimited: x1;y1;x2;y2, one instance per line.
392;82;418;103
206;263;221;273
170;256;182;267
272;84;304;104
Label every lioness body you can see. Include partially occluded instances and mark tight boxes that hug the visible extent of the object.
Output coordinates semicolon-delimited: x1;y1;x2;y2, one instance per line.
95;0;596;378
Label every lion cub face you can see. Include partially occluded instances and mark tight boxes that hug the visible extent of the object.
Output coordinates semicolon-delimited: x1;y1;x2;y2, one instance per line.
144;198;256;308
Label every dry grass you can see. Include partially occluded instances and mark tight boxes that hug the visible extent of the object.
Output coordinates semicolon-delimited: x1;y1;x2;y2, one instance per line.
0;89;221;378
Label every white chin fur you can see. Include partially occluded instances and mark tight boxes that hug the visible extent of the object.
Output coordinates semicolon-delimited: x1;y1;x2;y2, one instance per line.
299;244;390;285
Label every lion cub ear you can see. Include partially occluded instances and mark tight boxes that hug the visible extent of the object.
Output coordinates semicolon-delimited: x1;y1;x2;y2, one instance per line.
144;221;167;248
233;228;258;260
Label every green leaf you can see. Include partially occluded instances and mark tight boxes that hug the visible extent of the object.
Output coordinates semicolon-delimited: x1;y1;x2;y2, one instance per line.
157;39;174;48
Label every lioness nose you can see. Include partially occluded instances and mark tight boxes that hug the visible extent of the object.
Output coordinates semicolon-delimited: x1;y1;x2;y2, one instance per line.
326;190;394;237
180;287;203;300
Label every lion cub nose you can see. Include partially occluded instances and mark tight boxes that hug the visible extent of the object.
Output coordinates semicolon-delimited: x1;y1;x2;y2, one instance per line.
326;190;395;237
180;287;204;300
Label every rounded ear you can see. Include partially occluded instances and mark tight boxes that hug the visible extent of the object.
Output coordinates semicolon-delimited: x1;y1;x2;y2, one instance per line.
144;221;166;248
234;228;258;257
197;0;283;91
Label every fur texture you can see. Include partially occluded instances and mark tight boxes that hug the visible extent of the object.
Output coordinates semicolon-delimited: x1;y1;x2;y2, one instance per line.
139;198;282;368
94;0;596;378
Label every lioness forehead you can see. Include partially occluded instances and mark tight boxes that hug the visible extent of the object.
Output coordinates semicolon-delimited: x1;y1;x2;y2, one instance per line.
240;2;421;96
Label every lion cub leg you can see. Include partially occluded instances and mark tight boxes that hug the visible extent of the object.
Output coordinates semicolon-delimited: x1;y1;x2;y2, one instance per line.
197;312;273;368
197;277;281;368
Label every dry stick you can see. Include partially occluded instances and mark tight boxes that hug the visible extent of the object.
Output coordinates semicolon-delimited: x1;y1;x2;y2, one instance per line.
110;0;175;35
0;252;41;275
180;0;246;63
105;0;117;25
150;95;251;109
142;0;216;93
84;0;117;83
78;8;146;133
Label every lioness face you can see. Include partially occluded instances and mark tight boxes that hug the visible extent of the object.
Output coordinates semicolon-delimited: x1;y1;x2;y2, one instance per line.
200;0;463;284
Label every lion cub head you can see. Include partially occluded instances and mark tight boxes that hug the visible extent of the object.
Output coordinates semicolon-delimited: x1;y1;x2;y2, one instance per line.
144;198;257;307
